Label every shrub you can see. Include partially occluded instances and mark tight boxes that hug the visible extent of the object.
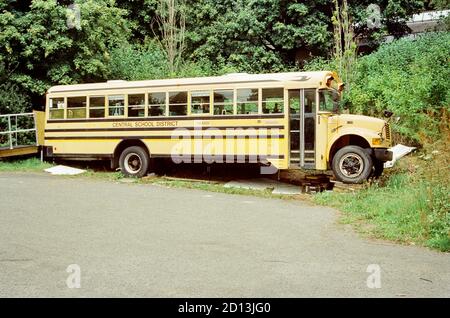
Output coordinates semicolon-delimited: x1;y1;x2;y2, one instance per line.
108;41;169;81
347;32;450;143
314;135;450;252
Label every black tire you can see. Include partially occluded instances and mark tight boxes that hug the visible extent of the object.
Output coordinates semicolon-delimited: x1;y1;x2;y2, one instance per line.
119;146;150;178
332;145;373;184
372;160;384;178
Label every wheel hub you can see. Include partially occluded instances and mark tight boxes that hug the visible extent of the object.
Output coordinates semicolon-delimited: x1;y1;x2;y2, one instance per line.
339;153;364;178
124;153;142;174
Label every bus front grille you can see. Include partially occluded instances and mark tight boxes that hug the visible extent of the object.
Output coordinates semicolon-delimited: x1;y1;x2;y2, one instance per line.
384;124;391;141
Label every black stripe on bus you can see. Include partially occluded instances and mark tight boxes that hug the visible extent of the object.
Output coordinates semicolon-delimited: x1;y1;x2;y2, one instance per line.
152;154;285;160
52;154;113;159
47;113;285;123
51;154;285;161
45;135;285;140
44;125;285;133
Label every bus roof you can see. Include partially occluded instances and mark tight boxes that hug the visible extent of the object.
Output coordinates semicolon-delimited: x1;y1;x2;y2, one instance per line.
47;71;338;94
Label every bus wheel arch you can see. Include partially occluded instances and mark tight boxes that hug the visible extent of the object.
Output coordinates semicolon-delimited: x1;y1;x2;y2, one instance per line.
329;134;371;165
112;139;150;172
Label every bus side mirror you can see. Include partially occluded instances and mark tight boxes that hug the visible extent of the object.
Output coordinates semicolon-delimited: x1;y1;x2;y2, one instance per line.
383;110;393;118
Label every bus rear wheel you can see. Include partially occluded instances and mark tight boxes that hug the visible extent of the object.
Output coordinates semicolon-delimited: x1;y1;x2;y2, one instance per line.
332;145;373;184
119;146;150;178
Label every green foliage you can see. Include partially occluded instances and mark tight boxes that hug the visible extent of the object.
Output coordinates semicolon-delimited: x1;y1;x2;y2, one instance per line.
184;0;333;72
347;32;450;143
108;41;238;80
0;158;54;172
108;41;169;80
116;0;158;39
315;136;450;252
183;0;424;71
0;0;433;114
0;82;31;114
332;0;358;89
302;57;337;72
0;0;131;97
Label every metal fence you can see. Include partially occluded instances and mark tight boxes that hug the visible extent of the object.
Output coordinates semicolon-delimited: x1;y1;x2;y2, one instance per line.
0;113;38;149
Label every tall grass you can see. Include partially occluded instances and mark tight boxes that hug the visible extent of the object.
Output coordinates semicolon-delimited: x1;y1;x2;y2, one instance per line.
0;157;53;172
315;137;450;252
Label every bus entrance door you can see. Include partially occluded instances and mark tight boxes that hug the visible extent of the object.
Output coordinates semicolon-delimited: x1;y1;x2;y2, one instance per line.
288;89;316;169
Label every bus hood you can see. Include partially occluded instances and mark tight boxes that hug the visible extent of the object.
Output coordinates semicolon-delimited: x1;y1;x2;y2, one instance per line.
335;114;386;133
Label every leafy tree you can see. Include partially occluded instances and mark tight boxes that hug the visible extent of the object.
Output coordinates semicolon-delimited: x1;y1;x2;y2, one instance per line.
108;41;169;80
108;41;237;81
184;0;333;72
115;0;158;39
0;0;130;103
182;0;427;72
0;0;434;114
349;0;425;50
0;78;31;114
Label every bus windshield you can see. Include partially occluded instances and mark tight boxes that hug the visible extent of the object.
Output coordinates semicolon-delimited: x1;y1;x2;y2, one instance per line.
319;89;341;113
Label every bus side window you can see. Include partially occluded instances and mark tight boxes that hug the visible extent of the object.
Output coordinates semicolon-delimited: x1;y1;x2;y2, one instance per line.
67;97;87;119
237;89;259;115
169;92;187;116
90;96;105;118
109;95;125;117
148;92;166;117
128;94;145;118
191;91;210;115
213;90;234;115
262;88;284;114
49;98;65;119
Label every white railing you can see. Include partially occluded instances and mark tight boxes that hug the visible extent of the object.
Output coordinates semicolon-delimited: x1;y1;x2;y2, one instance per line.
0;113;38;150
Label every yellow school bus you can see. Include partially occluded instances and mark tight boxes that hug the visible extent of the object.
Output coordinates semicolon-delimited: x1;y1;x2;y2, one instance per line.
44;71;392;183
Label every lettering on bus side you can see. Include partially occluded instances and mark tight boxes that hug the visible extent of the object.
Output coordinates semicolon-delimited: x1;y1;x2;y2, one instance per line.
112;121;179;128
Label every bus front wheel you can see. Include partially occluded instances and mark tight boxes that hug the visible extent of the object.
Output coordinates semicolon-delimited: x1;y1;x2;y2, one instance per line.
332;145;373;184
119;146;150;178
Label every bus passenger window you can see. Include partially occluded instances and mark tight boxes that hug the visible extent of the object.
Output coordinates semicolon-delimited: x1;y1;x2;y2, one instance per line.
128;94;145;117
67;97;87;119
169;92;187;116
191;91;210;115
109;95;125;117
148;92;166;117
49;98;65;119
262;88;284;114
237;89;258;115
90;96;105;118
213;90;234;115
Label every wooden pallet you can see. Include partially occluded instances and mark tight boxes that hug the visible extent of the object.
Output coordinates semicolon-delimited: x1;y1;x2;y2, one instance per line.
329;180;368;193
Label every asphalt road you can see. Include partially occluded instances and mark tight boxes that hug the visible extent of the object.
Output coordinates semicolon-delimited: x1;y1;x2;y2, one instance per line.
0;173;448;297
